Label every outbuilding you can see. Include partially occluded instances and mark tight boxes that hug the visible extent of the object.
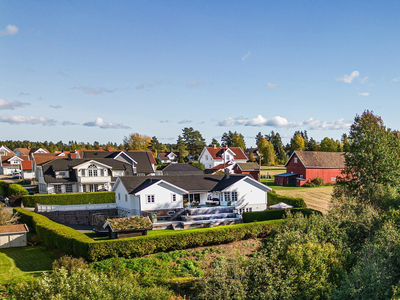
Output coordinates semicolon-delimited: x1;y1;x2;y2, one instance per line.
0;224;29;248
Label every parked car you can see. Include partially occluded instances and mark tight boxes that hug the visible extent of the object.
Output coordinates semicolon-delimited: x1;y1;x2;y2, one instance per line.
12;172;22;179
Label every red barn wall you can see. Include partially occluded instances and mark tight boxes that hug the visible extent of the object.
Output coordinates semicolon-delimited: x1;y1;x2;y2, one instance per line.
286;154;306;177
305;168;343;184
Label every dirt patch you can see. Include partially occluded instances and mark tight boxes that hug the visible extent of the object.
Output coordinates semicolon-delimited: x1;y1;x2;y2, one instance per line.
275;186;334;214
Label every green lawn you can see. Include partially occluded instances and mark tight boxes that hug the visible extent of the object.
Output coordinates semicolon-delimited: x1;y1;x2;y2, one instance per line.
0;246;59;284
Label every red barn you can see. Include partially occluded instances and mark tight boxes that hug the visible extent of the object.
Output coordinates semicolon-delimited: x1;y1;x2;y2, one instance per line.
274;151;345;186
233;162;260;181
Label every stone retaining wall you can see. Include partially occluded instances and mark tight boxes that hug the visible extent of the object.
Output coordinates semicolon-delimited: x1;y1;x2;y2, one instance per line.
38;209;118;225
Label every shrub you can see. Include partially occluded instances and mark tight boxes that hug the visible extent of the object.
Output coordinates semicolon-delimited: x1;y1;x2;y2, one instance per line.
8;184;28;197
242;208;322;223
311;177;325;186
0;180;7;196
22;191;115;207
52;255;88;272
268;190;307;208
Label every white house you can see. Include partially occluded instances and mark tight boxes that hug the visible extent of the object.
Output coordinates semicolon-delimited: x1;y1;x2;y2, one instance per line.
157;152;179;164
199;146;248;169
0;146;14;156
113;173;271;217
0;224;29;248
0;155;30;175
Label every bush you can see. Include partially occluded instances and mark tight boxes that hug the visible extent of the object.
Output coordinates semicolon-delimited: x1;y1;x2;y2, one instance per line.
8;184;28;197
311;177;325;186
242;208;322;223
22;191;115;207
267;190;307;208
52;255;88;272
0;180;7;196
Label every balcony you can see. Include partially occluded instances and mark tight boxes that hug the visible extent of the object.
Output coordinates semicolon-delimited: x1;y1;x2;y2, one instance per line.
78;176;111;184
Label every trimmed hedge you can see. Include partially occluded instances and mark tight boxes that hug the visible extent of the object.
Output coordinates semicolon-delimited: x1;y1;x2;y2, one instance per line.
0;180;7;196
14;208;282;261
14;208;93;258
268;190;307;208
242;208;323;223
8;183;29;196
22;191;115;207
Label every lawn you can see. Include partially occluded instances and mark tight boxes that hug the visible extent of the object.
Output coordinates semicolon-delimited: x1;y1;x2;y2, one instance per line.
0;246;59;284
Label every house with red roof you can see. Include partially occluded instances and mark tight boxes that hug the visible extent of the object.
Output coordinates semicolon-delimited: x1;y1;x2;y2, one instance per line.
199;146;248;169
0;145;14;156
0;155;30;175
21;160;34;180
274;151;345;186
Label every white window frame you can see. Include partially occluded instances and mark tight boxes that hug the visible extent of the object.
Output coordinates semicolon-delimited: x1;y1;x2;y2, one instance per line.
54;185;62;194
171;194;176;202
224;192;230;201
231;192;238;201
147;195;155;203
66;184;73;193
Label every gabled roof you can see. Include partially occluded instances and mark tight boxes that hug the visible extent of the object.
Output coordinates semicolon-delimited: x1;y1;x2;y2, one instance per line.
285;151;345;168
1;155;28;167
0;224;29;235
235;162;260;171
158;152;179;160
117;174;252;194
0;145;14;155
33;153;77;166
14;148;30;155
204;147;248;161
161;163;204;175
21;160;33;171
211;163;233;170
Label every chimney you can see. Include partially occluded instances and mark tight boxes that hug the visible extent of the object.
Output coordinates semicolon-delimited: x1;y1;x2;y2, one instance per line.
99;146;103;151
108;147;111;152
67;153;72;160
225;145;228;149
213;144;216;149
224;168;230;179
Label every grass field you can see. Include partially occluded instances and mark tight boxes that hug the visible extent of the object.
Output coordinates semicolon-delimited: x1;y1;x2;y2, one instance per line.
0;246;59;284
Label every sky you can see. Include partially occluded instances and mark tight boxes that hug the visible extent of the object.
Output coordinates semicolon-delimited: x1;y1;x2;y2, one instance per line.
1;1;400;147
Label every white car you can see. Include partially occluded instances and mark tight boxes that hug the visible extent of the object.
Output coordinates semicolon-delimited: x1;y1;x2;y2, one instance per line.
12;172;22;179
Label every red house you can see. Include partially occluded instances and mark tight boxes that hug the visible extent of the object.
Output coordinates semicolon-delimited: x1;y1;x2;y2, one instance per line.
233;162;260;181
275;151;345;186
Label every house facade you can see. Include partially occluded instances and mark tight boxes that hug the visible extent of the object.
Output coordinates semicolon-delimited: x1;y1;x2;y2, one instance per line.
275;151;345;186
0;155;30;175
233;162;260;181
113;174;271;217
157;152;179;164
0;146;14;156
199;146;248;169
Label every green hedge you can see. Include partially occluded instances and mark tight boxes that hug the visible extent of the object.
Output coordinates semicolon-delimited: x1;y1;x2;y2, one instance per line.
87;220;282;261
8;183;29;196
0;180;7;196
242;208;322;223
268;190;307;208
22;191;115;207
14;208;93;258
14;208;282;261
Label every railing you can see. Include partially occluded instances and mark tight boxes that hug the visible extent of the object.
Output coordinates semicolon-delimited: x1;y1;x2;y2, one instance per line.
36;203;117;212
78;176;111;183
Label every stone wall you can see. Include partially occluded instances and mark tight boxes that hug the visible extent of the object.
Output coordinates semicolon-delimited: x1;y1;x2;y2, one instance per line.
38;209;118;225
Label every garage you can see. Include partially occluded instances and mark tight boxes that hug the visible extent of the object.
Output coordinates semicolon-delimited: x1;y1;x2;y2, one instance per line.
0;224;29;248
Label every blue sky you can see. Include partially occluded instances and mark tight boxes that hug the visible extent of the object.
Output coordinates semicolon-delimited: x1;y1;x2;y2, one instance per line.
1;1;400;147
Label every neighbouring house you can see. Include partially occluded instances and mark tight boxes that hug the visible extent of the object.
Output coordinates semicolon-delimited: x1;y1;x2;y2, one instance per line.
113;173;272;218
206;163;235;175
0;155;30;175
274;151;345;186
36;158;134;194
157;151;179;164
0;224;29;248
156;163;204;176
233;162;260;180
245;147;259;161
0;145;14;156
32;153;78;179
14;147;49;159
21;160;34;180
199;146;248;169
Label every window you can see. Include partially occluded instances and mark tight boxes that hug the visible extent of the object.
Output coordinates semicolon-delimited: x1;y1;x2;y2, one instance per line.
81;169;85;176
231;192;238;201
125;194;128;201
294;157;298;163
100;169;104;176
83;185;86;192
205;155;208;160
66;185;73;193
88;164;98;177
224;192;230;201
54;185;62;194
331;177;336;182
147;195;155;203
172;194;176;202
118;193;120;200
94;184;99;192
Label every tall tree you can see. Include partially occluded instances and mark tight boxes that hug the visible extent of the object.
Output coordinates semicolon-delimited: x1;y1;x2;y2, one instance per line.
123;133;152;150
320;137;338;152
176;135;188;162
290;133;305;152
182;127;206;157
257;138;275;166
209;138;221;148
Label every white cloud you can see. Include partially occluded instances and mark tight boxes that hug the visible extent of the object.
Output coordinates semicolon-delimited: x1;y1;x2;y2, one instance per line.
242;51;251;61
357;92;370;97
83;117;130;129
217;115;351;130
160;120;169;123
0;99;30;110
178;119;192;124
72;85;116;95
0;25;18;36
267;83;278;89
360;76;368;84
61;121;79;126
0;115;56;125
49;105;62;109
337;70;360;83
391;77;400;83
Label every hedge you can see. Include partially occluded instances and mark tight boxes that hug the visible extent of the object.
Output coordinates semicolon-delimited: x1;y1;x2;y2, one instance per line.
268;190;307;208
0;180;7;196
22;191;115;207
242;208;323;223
14;208;282;261
8;183;29;196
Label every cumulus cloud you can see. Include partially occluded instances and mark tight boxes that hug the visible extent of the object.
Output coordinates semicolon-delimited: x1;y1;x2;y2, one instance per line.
357;92;370;97
72;85;116;95
242;51;251;61
0;115;56;125
337;70;360;83
49;105;62;109
267;83;279;89
61;121;79;126
217;115;351;130
0;25;18;36
178;119;192;124
0;99;30;110
83;117;130;129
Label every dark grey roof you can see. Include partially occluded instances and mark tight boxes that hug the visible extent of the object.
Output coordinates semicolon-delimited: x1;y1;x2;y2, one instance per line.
161;163;204;175
119;174;249;194
124;151;154;174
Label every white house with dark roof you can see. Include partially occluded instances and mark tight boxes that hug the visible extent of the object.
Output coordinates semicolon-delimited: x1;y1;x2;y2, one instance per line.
113;173;271;217
199;146;248;169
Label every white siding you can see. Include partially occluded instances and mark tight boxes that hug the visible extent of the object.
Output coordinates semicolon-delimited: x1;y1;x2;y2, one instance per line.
136;182;184;212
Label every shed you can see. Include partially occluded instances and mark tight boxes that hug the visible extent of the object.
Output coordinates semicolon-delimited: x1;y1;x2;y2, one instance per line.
0;224;29;248
103;216;153;239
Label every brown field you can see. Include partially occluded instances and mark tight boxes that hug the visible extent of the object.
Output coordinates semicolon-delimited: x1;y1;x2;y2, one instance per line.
275;186;334;214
